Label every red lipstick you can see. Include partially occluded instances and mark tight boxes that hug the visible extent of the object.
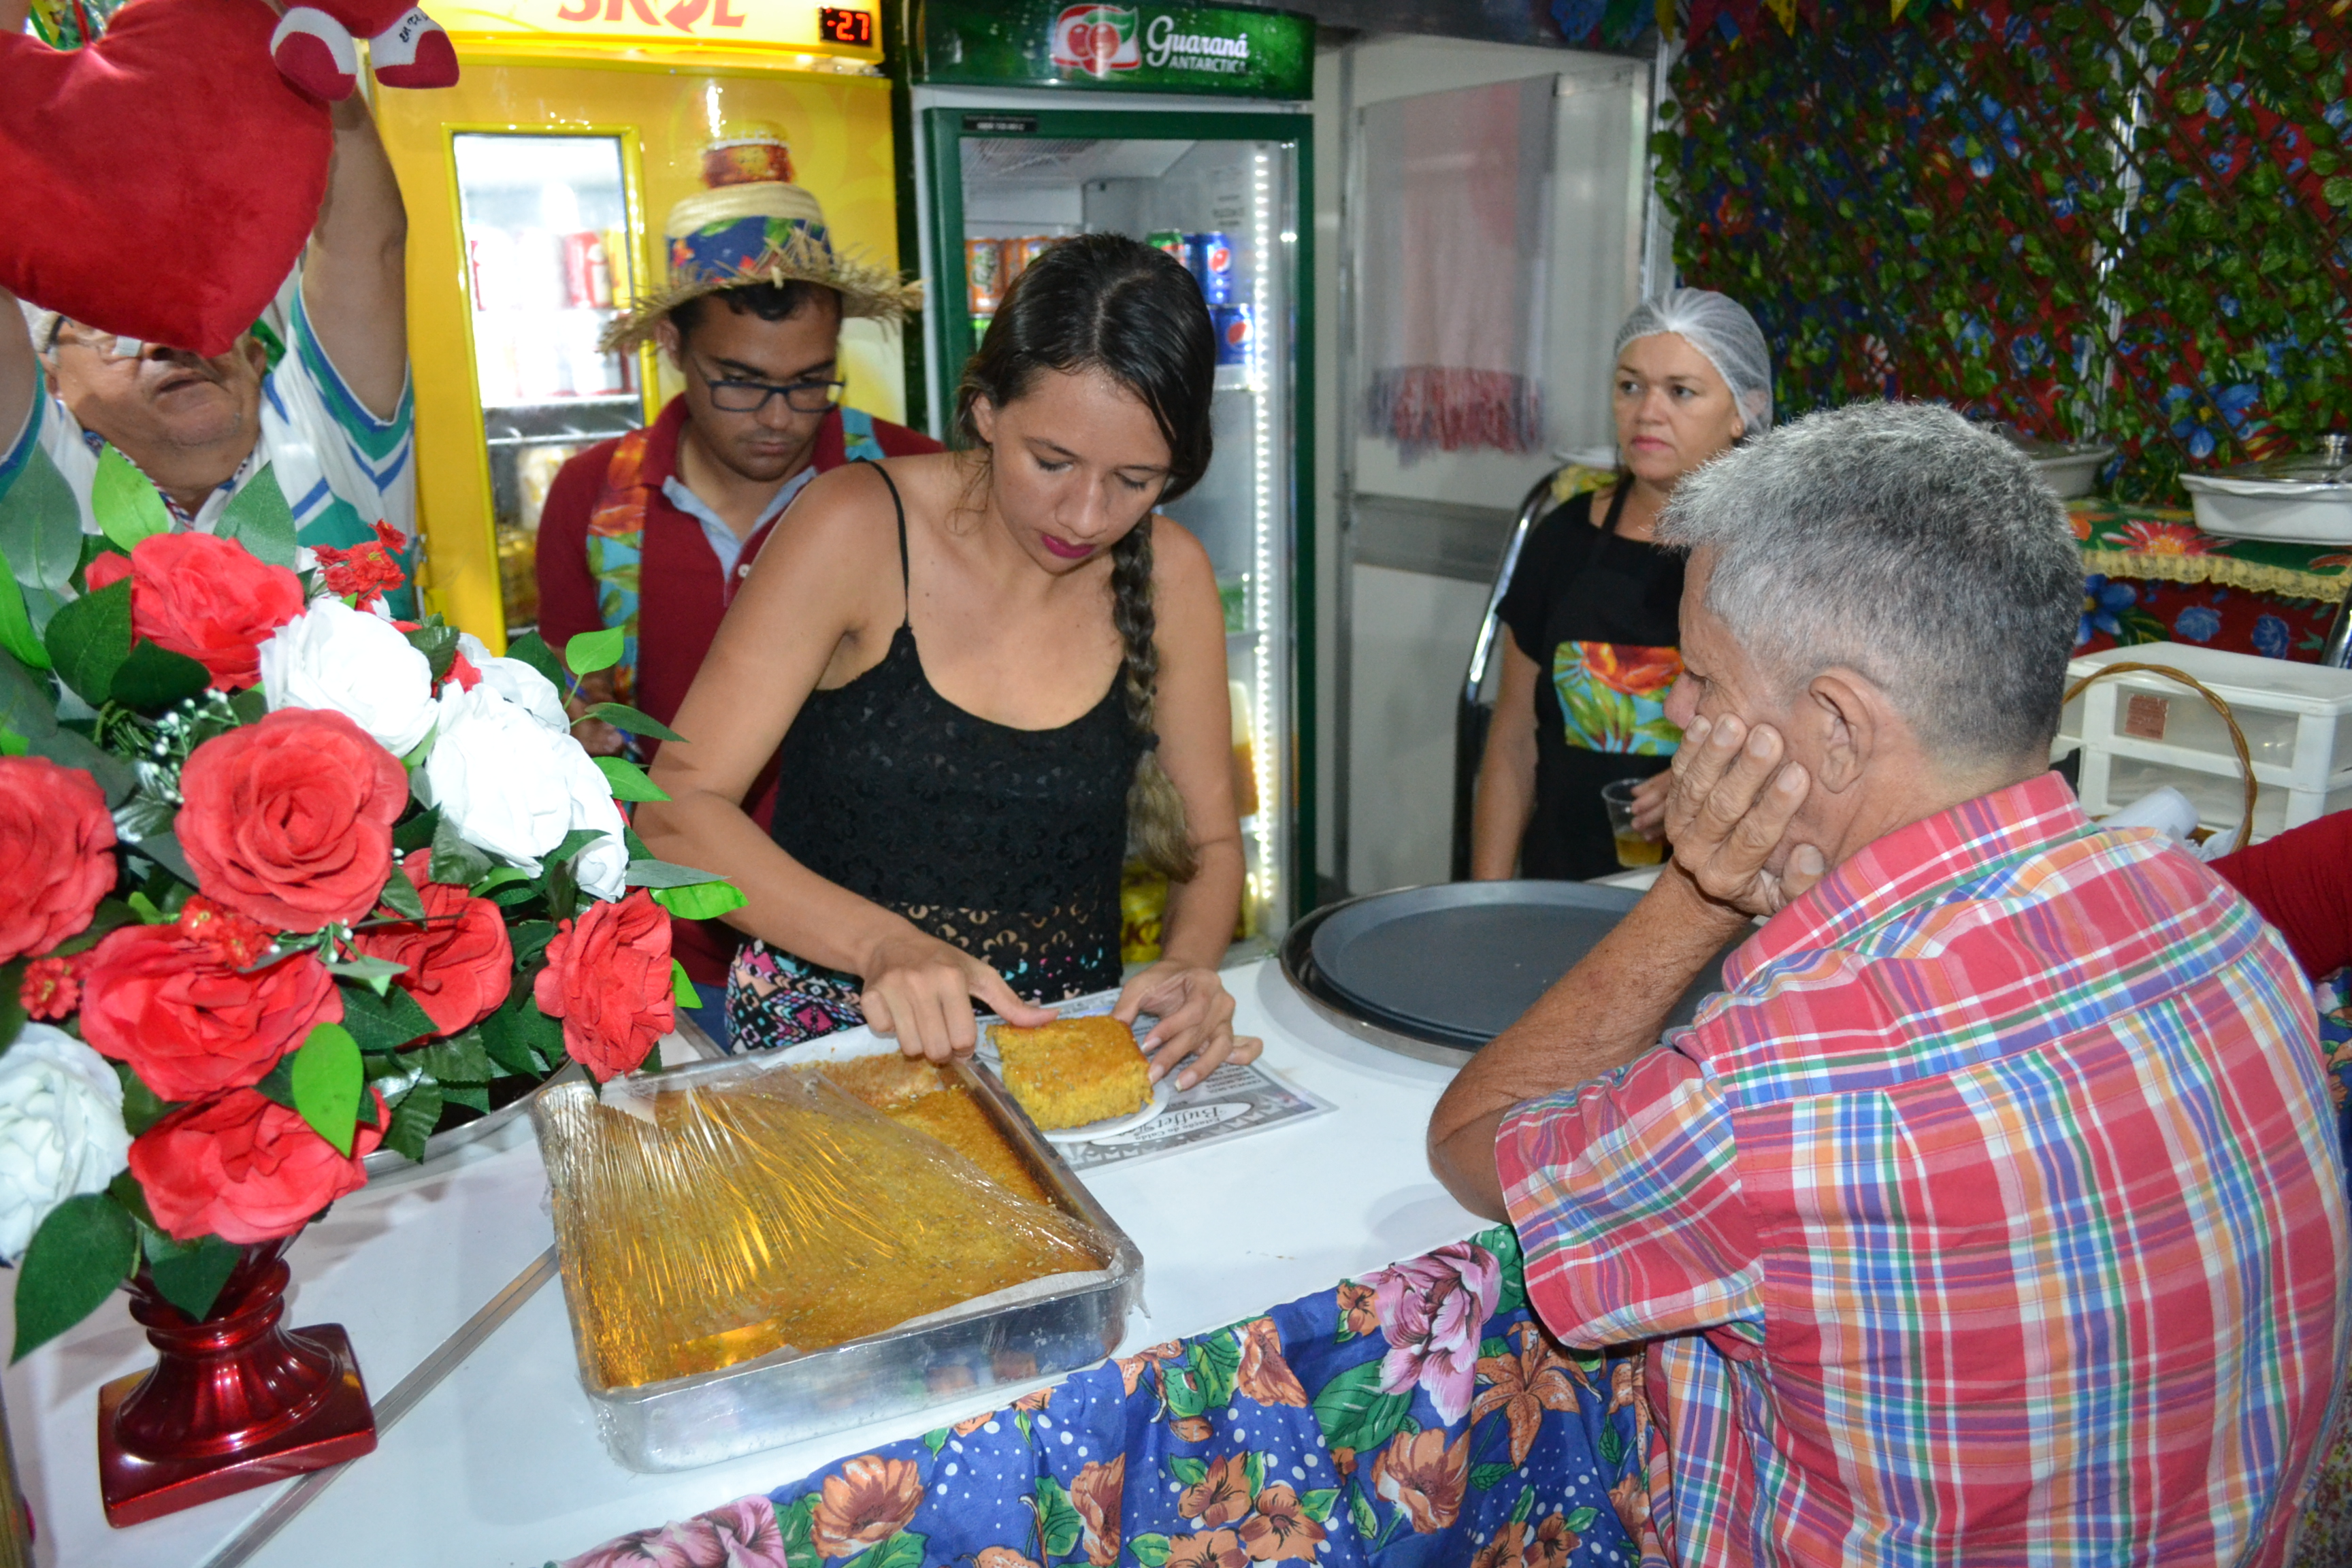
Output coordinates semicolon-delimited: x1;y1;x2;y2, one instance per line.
1041;534;1095;561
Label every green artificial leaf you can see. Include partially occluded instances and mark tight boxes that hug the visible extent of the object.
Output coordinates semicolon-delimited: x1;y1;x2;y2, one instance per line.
229;685;267;725
0;445;84;593
1311;1361;1414;1455
1510;1483;1535;1525
12;1193;137;1360
1128;1535;1173;1568
0;650;56;739
508;919;557;966
109;639;210;711
322;953;407;994
0;730;21;756
27;725;135;806
1469;1461;1514;1492
502;629;566;689
214;468;297;568
42;576;132;707
382;1079;443;1162
114;1062;174;1134
593;755;668;802
1033;1476;1083;1561
252;1054;299;1107
671;960;701;1011
393;806;440;854
1167;1456;1208;1488
542;826;608;872
90;447;170;552
404;620;460;682
478;992;558;1076
413;1029;497;1085
336;979;437;1054
623;858;727;889
1348;1486;1377;1542
377;867;427;921
470;867;534;897
427;812;493;887
1563;1506;1599;1535
652;880;748;921
126;828;194;885
564;626;625;678
441;1081;489;1113
0;559;44;672
579;702;685;743
292;1023;365;1156
147;1235;242;1322
0;960;23;1053
1297;1488;1339;1524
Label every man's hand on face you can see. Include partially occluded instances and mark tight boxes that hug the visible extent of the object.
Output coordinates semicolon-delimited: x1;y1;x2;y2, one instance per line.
1665;712;1827;919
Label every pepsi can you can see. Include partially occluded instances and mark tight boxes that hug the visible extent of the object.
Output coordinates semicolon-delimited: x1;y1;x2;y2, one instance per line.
1211;303;1254;367
1188;231;1235;304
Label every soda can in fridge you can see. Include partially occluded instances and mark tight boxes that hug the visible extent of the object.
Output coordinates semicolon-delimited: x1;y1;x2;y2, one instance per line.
1147;230;1188;269
966;238;1005;314
1188;231;1235;304
1210;302;1254;368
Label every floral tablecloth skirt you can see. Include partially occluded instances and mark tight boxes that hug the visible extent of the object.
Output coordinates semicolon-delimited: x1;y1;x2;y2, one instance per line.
559;1226;1661;1568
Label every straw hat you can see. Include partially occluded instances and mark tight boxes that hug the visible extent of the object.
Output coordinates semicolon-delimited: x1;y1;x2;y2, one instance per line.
598;133;923;355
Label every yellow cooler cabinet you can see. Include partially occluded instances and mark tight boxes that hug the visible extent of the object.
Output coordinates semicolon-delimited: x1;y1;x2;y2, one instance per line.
374;12;904;649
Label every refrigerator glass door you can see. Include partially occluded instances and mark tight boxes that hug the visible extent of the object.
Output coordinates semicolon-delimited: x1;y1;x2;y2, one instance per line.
947;128;1298;937
451;133;640;638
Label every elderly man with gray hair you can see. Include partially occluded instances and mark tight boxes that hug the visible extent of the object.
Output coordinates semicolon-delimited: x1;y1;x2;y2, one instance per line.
1431;401;2349;1566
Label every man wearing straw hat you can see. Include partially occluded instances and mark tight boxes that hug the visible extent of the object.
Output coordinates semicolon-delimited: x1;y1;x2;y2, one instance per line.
536;133;935;1041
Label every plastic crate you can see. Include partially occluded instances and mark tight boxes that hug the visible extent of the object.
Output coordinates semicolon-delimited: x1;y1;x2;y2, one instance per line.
2058;644;2352;845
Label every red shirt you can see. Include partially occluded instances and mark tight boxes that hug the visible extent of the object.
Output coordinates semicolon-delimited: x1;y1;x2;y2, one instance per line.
2212;808;2352;980
536;395;939;983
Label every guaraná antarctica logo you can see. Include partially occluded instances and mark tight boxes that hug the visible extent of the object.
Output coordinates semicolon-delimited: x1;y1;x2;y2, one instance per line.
1049;5;1252;77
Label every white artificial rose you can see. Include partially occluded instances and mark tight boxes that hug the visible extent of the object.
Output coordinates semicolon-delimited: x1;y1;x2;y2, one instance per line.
455;633;569;732
571;788;631;902
422;684;619;873
259;597;438;756
0;1027;132;1263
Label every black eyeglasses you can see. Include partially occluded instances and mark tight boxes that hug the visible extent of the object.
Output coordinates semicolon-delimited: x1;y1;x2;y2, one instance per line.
691;356;845;414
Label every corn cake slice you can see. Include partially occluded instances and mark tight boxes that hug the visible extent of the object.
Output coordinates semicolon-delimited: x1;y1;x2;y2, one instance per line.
990;1015;1152;1130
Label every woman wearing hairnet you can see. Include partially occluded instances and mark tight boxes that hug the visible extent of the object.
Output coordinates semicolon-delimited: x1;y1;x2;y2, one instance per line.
1470;289;1774;880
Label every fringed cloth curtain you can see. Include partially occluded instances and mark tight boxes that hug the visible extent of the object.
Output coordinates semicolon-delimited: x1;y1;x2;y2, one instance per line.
1360;74;1556;462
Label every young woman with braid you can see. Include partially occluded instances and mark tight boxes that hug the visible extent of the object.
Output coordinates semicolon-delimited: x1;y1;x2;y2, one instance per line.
638;233;1259;1085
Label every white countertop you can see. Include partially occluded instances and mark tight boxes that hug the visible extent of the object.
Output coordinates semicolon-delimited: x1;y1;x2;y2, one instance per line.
3;960;1479;1568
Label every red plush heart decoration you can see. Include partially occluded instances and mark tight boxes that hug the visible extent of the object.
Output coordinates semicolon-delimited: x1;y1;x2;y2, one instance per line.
0;0;333;357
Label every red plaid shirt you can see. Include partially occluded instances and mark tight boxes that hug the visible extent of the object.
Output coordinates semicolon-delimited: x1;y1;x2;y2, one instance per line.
1501;773;2351;1565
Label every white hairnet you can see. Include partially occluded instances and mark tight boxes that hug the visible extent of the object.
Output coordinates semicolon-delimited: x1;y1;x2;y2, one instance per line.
1614;288;1775;436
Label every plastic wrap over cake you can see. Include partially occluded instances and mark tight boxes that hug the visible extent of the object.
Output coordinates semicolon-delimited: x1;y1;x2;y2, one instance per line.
531;1051;1143;1470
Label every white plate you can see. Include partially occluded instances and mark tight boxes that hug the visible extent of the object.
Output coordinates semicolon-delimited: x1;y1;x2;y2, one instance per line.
1034;1073;1176;1145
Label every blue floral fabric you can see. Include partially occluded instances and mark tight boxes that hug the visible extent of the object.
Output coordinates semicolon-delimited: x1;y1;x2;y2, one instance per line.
559;1226;1662;1568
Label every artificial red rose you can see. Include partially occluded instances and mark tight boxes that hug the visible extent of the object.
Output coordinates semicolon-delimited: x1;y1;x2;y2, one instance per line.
82;551;131;592
348;851;512;1039
533;889;674;1082
80;907;342;1100
129;1086;385;1244
176;708;406;932
125;532;305;690
0;755;117;962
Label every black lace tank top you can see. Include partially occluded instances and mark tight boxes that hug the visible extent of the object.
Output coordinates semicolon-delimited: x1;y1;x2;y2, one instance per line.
768;464;1145;1002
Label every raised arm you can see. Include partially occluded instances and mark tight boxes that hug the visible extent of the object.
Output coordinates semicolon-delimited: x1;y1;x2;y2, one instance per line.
1111;517;1255;1088
636;461;1054;1059
299;93;408;420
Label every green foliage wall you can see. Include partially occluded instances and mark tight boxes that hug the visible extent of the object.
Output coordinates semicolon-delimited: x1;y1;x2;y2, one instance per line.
1657;1;2351;502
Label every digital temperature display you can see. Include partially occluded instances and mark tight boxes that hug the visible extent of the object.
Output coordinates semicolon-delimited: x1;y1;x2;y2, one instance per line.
818;6;872;44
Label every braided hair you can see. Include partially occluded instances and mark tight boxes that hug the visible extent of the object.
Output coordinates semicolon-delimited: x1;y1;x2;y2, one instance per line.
955;233;1215;881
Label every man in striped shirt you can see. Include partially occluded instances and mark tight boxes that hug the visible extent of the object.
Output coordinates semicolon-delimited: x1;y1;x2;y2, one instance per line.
1430;402;2349;1565
0;91;414;614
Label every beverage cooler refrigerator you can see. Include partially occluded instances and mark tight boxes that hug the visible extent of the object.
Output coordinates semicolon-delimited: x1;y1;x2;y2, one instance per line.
902;0;1316;935
372;14;904;649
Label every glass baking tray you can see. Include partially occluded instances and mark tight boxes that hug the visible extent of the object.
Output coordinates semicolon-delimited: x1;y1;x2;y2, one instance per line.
531;1047;1144;1473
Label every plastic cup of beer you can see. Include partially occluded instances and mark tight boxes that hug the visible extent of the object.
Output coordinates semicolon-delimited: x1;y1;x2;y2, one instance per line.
1601;778;1664;869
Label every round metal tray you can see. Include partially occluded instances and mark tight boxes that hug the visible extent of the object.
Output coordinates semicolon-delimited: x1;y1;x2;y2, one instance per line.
1280;882;1733;1067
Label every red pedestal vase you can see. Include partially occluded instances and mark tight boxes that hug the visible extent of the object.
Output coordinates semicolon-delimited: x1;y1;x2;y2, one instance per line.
96;1235;376;1527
